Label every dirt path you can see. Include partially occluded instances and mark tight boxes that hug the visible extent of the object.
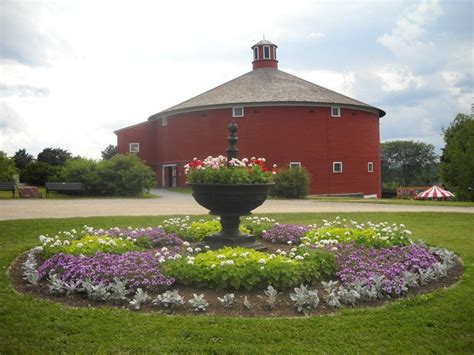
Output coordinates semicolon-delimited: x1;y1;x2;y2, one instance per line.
0;189;472;220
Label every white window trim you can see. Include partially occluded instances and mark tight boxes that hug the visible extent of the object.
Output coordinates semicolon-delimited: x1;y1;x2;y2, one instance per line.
162;117;168;126
253;47;259;60
129;143;140;153
263;45;271;59
331;107;341;117
232;106;244;118
368;162;374;173
273;46;277;60
289;162;301;170
333;161;343;173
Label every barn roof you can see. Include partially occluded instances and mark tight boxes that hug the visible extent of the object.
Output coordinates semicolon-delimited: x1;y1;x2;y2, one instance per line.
149;68;385;120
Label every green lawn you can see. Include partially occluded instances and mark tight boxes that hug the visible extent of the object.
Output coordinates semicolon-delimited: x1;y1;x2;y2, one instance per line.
1;213;473;353
0;189;159;199
309;196;474;207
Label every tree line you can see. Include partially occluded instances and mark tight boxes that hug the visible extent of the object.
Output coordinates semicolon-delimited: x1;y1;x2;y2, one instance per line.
381;113;473;201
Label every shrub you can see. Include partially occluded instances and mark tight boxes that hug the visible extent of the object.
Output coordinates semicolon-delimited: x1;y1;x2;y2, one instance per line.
59;158;100;194
161;247;336;290
0;153;16;182
21;161;60;185
95;154;155;196
269;167;310;198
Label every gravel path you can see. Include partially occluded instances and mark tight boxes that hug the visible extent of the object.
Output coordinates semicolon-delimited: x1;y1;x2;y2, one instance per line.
0;189;472;220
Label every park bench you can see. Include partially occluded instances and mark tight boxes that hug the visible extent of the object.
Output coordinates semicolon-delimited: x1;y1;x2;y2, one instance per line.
45;182;84;197
0;182;15;197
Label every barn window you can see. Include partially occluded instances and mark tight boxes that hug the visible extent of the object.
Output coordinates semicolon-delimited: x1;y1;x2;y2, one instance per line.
233;106;244;117
368;162;374;173
253;47;259;60
129;143;140;153
333;162;343;173
162;117;167;126
331;107;341;117
289;162;301;170
263;45;270;59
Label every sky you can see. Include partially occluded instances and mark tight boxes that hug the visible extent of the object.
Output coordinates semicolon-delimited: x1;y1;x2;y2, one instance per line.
0;0;472;159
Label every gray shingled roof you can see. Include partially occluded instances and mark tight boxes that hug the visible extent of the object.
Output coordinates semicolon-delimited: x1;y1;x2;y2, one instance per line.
252;40;277;47
150;68;385;119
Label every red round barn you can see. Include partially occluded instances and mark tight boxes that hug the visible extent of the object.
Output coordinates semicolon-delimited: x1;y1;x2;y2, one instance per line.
115;40;385;197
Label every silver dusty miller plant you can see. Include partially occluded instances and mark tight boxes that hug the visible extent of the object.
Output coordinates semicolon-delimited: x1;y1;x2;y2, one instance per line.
321;280;341;308
22;248;42;285
289;284;319;313
47;274;65;295
263;285;279;309
81;278;110;301
188;293;209;312
217;293;235;308
129;288;149;310
108;278;129;303
337;286;360;306
243;296;252;310
153;290;185;310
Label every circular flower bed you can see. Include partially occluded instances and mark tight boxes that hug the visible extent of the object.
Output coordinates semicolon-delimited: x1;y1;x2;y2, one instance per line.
13;216;462;317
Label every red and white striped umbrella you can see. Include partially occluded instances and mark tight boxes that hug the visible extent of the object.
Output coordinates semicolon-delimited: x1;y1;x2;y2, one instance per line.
415;186;455;200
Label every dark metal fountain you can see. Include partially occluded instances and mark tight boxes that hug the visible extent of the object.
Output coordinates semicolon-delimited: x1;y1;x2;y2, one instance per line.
189;120;272;251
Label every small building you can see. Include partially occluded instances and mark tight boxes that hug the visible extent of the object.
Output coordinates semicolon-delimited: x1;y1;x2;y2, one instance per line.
115;40;385;197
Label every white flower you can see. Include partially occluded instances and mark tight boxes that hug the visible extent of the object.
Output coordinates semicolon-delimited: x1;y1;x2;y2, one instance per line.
210;264;216;269
225;260;235;266
295;255;304;260
287;241;293;245
183;241;190;247
194;247;202;253
187;260;194;265
205;245;210;249
76;243;83;248
258;258;266;264
186;247;193;253
161;247;168;252
159;257;166;263
217;254;226;259
260;266;265;270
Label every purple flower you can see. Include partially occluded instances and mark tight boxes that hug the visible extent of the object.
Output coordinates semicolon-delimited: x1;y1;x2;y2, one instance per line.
38;251;175;292
262;224;310;244
334;243;438;295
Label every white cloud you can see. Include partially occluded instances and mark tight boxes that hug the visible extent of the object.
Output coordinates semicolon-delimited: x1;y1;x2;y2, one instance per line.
377;0;443;58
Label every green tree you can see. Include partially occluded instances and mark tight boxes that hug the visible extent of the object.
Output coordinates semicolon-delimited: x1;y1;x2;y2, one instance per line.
20;161;60;186
0;152;16;182
37;147;72;166
59;158;100;195
381;140;438;187
440;113;474;201
101;144;117;160
13;148;34;170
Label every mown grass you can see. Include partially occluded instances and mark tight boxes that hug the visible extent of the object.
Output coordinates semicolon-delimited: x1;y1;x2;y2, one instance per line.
309;196;474;207
1;213;473;353
0;189;159;199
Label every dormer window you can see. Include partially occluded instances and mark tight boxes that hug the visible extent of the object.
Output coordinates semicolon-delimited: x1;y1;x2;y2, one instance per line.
263;46;270;59
253;47;258;60
233;106;244;117
331;107;341;117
